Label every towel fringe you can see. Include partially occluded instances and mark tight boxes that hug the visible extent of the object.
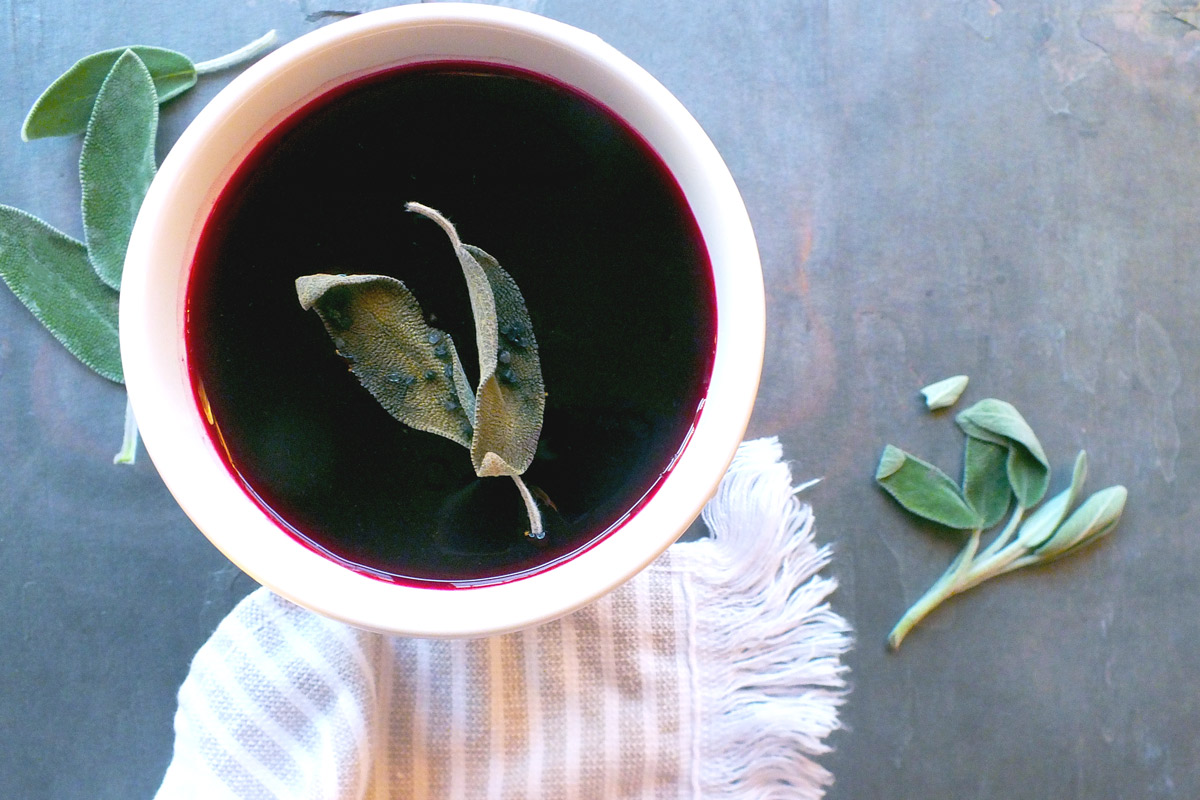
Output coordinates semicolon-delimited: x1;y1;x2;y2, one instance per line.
675;437;853;800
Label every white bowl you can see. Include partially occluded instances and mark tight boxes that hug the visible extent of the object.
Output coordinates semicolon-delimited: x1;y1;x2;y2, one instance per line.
121;3;764;637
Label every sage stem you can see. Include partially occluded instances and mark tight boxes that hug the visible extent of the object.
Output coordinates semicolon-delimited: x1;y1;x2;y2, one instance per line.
888;528;982;650
959;506;1032;592
511;474;544;540
975;504;1026;563
113;394;139;465
194;30;278;75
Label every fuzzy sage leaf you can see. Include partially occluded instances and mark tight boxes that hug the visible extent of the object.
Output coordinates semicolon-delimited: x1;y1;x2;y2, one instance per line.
4;32;273;465
80;50;159;290
921;375;968;410
0;206;121;382
23;46;193;141
876;444;982;530
407;203;545;477
297;273;475;448
21;31;276;141
1014;450;1087;551
956;398;1050;508
1033;484;1127;560
962;436;1011;528
463;244;545;477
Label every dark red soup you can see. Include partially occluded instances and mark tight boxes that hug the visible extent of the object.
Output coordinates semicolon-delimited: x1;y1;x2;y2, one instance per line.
187;62;716;586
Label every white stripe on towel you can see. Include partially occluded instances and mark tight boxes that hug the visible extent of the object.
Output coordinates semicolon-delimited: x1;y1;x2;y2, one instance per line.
154;438;852;800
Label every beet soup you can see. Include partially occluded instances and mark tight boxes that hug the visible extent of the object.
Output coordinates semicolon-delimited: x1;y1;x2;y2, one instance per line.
186;62;716;586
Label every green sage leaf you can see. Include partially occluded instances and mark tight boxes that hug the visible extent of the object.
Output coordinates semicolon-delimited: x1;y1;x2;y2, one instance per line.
0;205;121;382
296;273;476;448
1015;450;1087;550
80;50;159;291
921;375;969;410
956;399;1050;507
407;203;545;477
1034;484;1127;560
876;444;982;530
962;436;1011;528
22;46;195;141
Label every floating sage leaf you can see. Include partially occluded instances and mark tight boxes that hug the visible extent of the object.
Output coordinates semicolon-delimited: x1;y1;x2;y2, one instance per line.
0;205;121;382
297;273;476;448
921;374;968;410
876;444;982;530
1033;484;1127;560
299;203;549;540
962;436;1011;528
80;50;158;291
21;31;277;141
464;244;545;477
956;398;1050;508
407;203;545;477
1014;450;1087;551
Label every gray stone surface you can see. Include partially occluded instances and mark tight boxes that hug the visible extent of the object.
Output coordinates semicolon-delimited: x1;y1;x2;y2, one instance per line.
2;0;1196;797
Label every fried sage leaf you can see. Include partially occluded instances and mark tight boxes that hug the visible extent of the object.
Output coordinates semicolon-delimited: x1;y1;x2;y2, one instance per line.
296;273;475;448
0;205;121;382
80;50;159;291
876;444;982;530
464;244;546;477
956;398;1050;508
407;203;545;477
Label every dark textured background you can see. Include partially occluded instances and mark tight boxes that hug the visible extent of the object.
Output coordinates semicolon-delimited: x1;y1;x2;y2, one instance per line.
2;1;1195;797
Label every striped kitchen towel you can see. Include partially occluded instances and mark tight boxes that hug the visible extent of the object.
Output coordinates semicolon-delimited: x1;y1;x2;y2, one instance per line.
154;438;852;799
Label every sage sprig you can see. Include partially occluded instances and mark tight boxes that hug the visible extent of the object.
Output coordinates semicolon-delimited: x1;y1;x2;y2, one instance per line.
297;203;549;540
0;31;276;463
22;30;277;141
877;387;1127;650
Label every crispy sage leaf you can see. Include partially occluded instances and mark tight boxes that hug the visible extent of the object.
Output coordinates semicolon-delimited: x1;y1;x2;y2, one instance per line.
464;244;546;477
407;203;545;477
297;273;475;448
921;375;969;410
1015;450;1087;551
22;46;195;141
962;436;1011;528
0;205;121;382
876;444;982;530
956;398;1050;508
80;50;158;291
406;204;499;373
1034;484;1127;560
